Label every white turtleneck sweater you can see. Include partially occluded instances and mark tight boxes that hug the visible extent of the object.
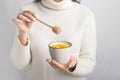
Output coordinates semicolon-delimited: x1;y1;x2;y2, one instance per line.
10;0;96;80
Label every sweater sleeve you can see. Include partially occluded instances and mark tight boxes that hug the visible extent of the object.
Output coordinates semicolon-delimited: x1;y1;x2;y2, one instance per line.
68;13;96;77
10;29;31;70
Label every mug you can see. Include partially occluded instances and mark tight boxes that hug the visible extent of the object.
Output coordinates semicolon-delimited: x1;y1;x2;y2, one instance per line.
48;41;72;64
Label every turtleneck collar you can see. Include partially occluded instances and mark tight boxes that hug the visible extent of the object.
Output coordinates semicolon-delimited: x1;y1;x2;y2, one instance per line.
41;0;74;10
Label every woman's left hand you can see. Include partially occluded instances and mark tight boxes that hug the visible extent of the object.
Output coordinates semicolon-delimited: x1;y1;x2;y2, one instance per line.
47;55;78;72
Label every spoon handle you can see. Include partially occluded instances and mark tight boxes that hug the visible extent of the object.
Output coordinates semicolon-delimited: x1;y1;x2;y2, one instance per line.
36;18;53;29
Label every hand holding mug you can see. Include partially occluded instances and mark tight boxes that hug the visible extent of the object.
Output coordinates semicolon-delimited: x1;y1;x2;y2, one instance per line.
47;55;77;72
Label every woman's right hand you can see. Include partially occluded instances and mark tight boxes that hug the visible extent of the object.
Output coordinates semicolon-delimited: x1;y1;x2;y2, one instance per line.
13;10;36;45
13;10;36;33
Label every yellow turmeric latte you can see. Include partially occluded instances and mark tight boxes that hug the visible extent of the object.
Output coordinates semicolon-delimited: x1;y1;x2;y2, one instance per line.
50;43;69;48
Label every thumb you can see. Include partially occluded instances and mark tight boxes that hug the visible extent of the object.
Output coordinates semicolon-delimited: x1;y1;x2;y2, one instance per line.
68;55;77;68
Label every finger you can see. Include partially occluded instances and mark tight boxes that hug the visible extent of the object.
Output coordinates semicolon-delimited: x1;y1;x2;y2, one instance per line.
23;10;36;18
12;18;22;23
12;18;26;29
68;60;76;68
47;59;57;69
22;11;35;21
65;55;73;68
17;14;32;23
68;55;77;68
52;60;68;71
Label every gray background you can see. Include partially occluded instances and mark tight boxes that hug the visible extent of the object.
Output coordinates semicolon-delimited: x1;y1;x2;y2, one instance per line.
0;0;120;80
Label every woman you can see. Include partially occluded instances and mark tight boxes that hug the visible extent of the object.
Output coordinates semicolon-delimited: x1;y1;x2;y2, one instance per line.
11;0;96;80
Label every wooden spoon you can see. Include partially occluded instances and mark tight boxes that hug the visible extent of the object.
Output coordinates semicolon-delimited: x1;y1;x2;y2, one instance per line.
36;18;61;34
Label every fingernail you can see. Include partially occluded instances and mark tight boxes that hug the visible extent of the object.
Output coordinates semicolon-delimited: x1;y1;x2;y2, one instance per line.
69;64;72;68
33;18;36;21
